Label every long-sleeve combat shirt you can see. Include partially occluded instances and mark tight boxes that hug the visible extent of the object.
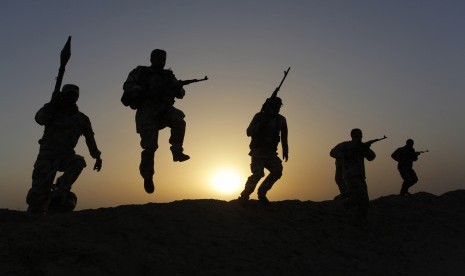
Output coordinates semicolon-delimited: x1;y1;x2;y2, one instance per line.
35;103;101;159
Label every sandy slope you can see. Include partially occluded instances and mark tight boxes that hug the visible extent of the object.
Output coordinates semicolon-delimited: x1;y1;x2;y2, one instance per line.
1;190;465;275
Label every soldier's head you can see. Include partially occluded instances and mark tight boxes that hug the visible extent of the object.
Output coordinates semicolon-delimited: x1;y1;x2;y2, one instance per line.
263;97;283;115
61;84;79;105
406;139;414;147
350;128;363;142
150;49;166;70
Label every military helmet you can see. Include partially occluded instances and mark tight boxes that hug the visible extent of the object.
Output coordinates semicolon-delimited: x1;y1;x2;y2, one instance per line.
61;84;79;96
150;49;166;62
268;96;283;107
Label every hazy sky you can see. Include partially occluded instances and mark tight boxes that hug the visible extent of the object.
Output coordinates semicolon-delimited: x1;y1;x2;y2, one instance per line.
1;0;464;210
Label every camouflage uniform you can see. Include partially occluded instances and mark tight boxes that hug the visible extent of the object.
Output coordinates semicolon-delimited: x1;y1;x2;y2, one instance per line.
330;139;376;219
239;100;288;204
27;98;101;214
123;65;186;182
391;143;419;195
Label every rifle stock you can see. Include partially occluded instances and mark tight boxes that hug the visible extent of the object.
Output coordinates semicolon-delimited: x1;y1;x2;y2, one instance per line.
51;36;72;103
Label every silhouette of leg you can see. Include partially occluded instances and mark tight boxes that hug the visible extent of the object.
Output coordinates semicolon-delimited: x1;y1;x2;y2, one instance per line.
399;168;416;195
405;169;418;193
26;156;57;214
140;128;159;193
335;161;348;198
57;155;86;191
239;156;265;200
164;108;189;162
345;178;369;220
257;156;283;204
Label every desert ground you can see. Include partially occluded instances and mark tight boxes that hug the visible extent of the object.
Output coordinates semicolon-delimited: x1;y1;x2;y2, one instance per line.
1;190;465;275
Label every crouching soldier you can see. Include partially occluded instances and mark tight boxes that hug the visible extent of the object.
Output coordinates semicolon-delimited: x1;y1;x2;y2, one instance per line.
26;84;102;214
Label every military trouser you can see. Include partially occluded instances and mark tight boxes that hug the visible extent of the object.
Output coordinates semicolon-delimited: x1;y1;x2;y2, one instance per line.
335;160;347;197
343;177;369;220
139;108;186;180
240;154;283;199
26;151;86;214
399;167;418;194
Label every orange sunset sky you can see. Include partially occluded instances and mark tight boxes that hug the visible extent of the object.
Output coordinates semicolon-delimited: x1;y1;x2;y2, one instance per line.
1;0;464;210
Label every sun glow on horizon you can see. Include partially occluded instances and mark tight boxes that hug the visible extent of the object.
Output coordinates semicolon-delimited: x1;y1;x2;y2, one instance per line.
210;168;243;195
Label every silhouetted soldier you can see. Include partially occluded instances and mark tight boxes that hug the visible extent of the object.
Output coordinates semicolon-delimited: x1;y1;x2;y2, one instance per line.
123;49;189;194
27;84;102;214
330;129;376;221
238;97;288;205
391;139;424;196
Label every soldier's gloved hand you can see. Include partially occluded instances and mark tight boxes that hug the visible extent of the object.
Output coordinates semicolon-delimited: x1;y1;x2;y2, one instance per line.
93;157;102;172
283;151;289;162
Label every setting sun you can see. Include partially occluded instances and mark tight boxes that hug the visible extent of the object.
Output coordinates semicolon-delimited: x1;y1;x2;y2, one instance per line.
210;168;243;195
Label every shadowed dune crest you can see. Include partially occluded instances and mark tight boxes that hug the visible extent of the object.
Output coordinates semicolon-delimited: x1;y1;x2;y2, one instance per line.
1;190;465;275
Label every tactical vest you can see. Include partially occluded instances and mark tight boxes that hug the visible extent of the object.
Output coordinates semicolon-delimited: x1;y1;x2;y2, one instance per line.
250;115;280;151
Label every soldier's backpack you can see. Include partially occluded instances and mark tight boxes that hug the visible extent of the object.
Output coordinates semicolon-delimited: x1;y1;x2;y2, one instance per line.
121;66;150;110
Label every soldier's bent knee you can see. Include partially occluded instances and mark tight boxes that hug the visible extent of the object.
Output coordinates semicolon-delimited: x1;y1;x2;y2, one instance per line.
249;172;264;181
70;155;87;169
172;108;185;120
270;170;283;179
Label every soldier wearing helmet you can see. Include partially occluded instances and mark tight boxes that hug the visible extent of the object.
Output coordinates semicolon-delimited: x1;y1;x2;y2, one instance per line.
27;84;102;214
238;96;289;205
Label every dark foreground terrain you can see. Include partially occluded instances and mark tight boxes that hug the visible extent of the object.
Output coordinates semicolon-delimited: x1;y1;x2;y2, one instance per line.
1;190;465;275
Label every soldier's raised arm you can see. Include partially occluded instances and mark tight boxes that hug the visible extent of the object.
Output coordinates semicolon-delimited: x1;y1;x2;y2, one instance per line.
35;103;57;125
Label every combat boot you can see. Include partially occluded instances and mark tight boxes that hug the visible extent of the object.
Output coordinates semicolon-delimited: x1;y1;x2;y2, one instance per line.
258;194;270;206
144;178;155;194
237;195;249;205
173;152;190;162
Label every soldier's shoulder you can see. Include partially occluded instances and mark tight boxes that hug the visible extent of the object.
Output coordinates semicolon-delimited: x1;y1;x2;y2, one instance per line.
76;111;91;123
129;65;150;75
162;69;176;78
336;141;352;148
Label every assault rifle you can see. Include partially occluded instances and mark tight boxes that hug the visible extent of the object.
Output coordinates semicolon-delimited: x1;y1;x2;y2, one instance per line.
417;150;429;154
51;36;72;104
365;135;387;146
178;76;208;86
261;67;291;112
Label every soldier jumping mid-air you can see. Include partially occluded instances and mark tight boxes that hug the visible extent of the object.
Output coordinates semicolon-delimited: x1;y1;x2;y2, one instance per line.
122;49;206;194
